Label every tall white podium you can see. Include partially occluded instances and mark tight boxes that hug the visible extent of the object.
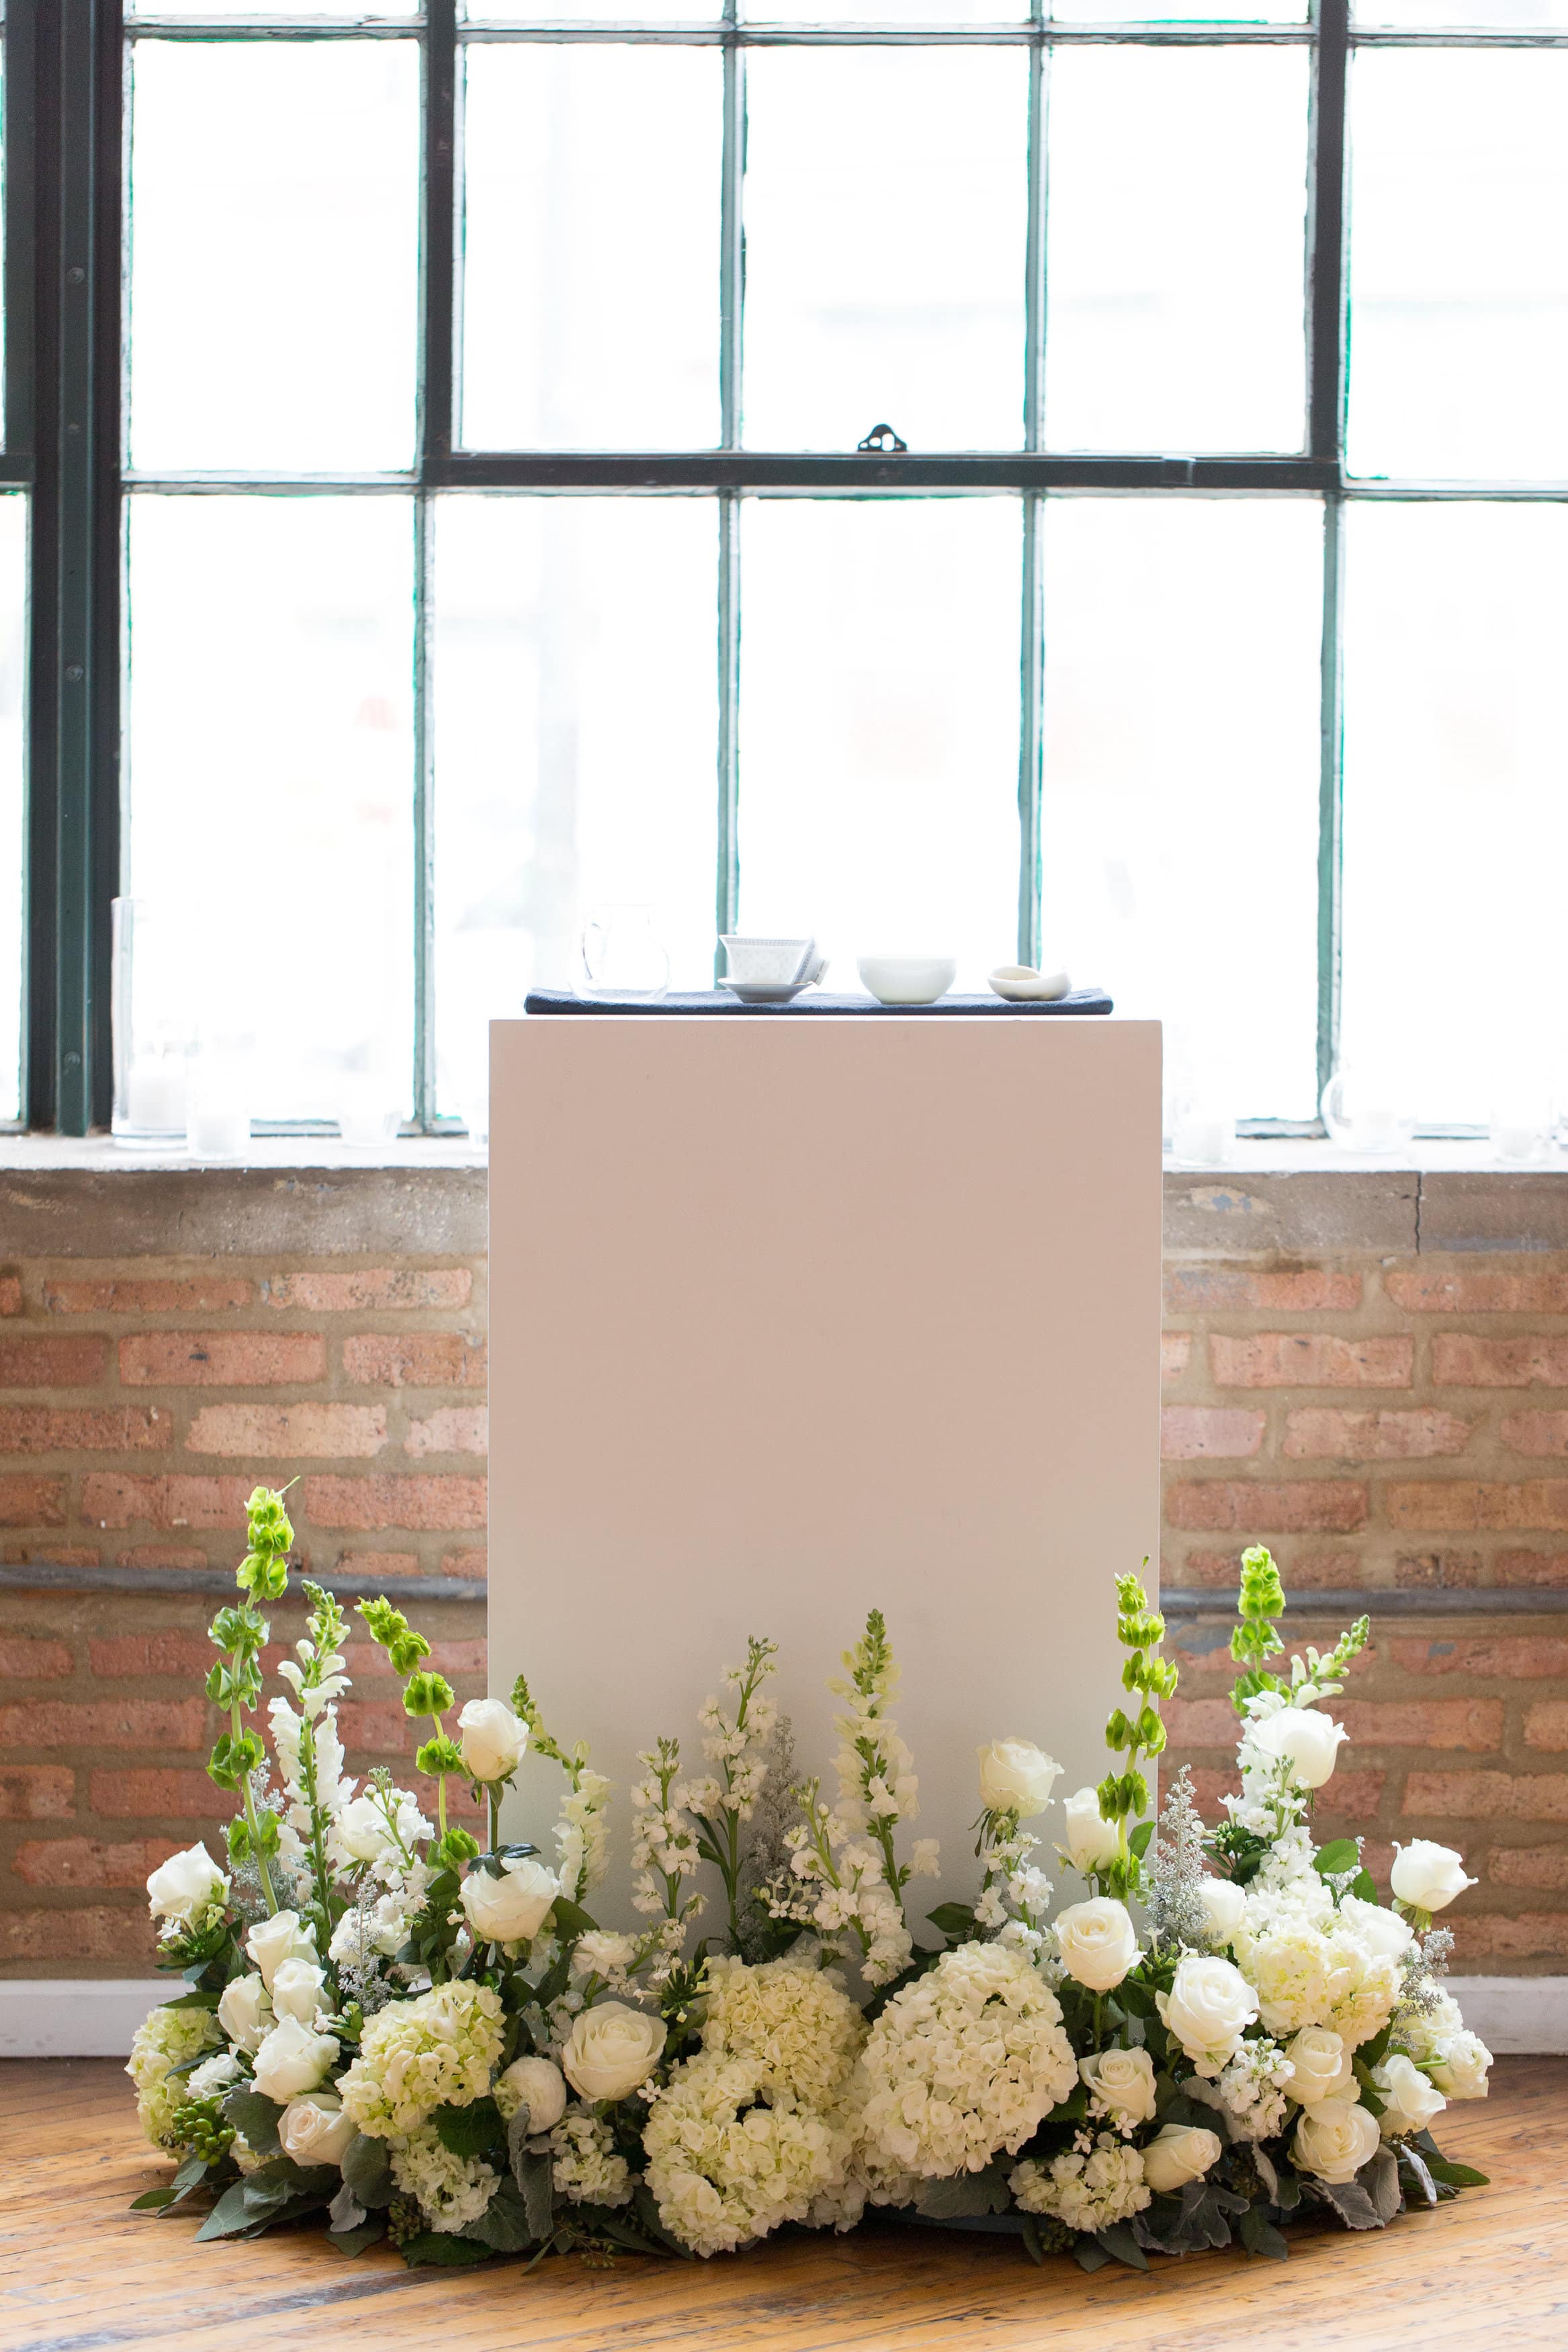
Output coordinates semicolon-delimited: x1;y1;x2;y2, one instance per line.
488;1013;1162;1924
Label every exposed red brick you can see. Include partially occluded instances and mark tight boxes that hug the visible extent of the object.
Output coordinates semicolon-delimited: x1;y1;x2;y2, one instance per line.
185;1402;386;1459
3;1544;97;1567
334;1549;420;1578
0;1335;107;1386
1497;1550;1568;1588
90;1767;222;1820
114;1544;211;1570
83;1473;254;1531
1501;1412;1568;1458
1394;1552;1483;1589
1284;1407;1472;1462
337;1699;422;1754
1168;1550;1241;1588
0;1405;172;1454
440;1549;487;1581
404;1407;488;1460
0;1697;207;1751
1162;1698;1238;1745
0;1475;67;1528
342;1334;486;1389
89;1632;214;1679
0;1635;73;1680
1433;1335;1568;1388
44;1275;254;1314
1160;1407;1265;1462
265;1268;472;1312
0;1765;75;1818
12;1835;181;1890
1166;1480;1368;1534
1338;1697;1501;1752
1450;1913;1568;1961
1387;1481;1568;1533
1403;1771;1568;1822
1487;1845;1568;1892
1161;1333;1192;1382
1211;1333;1412;1389
0;1905;157;1963
339;1637;486;1681
0;1273;21;1316
1387;1269;1568;1314
1392;1636;1568;1680
304;1474;486;1531
1166;1269;1362;1312
1524;1702;1568;1752
120;1331;325;1387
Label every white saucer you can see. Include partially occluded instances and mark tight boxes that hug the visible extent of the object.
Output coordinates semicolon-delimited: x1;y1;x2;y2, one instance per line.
718;976;816;1005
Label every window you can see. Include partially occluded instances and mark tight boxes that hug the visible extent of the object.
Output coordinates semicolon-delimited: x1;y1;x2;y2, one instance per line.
6;0;1567;1134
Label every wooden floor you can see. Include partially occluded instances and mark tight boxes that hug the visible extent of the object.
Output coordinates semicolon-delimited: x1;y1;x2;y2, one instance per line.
1;2057;1563;2352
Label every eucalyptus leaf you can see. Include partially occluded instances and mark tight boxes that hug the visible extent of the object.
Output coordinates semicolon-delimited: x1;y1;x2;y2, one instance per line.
547;1896;599;1942
1071;2237;1111;2273
1019;2214;1048;2267
915;2167;1011;2220
328;2216;387;2258
1094;2222;1149;2271
341;2131;394;2209
129;2187;179;2212
221;2087;282;2158
157;1988;222;2013
926;1902;979;1940
1422;2155;1489;2188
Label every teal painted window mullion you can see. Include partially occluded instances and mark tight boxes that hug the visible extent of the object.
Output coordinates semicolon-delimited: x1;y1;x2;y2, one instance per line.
715;19;744;958
1017;23;1049;971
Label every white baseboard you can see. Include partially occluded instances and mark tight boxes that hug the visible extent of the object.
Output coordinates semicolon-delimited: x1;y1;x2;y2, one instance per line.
3;1971;1565;2060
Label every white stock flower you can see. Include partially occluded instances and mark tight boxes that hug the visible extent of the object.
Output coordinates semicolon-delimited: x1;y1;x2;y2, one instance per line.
1373;2052;1448;2140
1011;2134;1149;2232
278;2092;357;2167
1141;2122;1223;2195
1061;1787;1121;1875
1054;1897;1139;1993
338;1980;505;2136
1079;2046;1158;2125
458;1697;529;1784
1285;2025;1353;2105
245;1908;318;1993
1156;1955;1259;2076
1390;1841;1476;1915
460;1855;560;1945
1337;1894;1414;1962
216;1972;272;2055
1291;2095;1381;2184
495;2054;568;2133
1196;1878;1246;1945
269;1956;330;2026
1249;1705;1348;1790
146;1842;229;1924
563;2001;668;2103
977;1739;1062;1820
252;2015;339;2103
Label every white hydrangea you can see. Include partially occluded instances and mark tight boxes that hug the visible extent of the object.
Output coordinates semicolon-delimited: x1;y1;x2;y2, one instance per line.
1192;2037;1295;2143
1237;1923;1337;2038
126;2003;223;2149
643;2055;853;2257
550;2107;633;2208
858;1942;1077;2181
390;2124;500;2234
1011;2134;1150;2232
1321;1931;1401;2050
696;1954;867;2110
338;1980;505;2136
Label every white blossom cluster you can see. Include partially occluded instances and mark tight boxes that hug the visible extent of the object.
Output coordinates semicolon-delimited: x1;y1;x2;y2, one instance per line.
550;2109;633;2208
126;2004;224;2147
390;2126;500;2234
1011;2132;1151;2232
554;1767;612;1904
338;1980;507;2136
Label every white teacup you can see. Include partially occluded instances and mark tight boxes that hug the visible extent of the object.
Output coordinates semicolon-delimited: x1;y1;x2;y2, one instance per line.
720;935;816;987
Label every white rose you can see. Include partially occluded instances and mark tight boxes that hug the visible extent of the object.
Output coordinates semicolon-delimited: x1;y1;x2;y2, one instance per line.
1390;1840;1477;1916
246;1908;318;1992
1428;2029;1491;2101
269;1956;330;2026
1373;2052;1447;2140
1250;1706;1348;1790
1337;1893;1414;1962
458;1697;529;1784
1061;1787;1121;1875
278;2091;357;2168
216;1972;272;2055
1078;2046;1158;2124
1196;1878;1246;1945
146;1840;230;1923
1285;2025;1353;2106
187;2052;243;2101
1291;2095;1382;2184
252;2014;339;2103
460;1855;560;1945
496;2054;568;2132
335;1794;400;1865
1141;2122;1223;2195
562;2002;667;2103
977;1738;1062;1820
1156;1955;1259;2074
1054;1897;1140;1992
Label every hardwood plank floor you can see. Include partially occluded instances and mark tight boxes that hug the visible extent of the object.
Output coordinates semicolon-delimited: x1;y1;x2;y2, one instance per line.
1;2056;1563;2352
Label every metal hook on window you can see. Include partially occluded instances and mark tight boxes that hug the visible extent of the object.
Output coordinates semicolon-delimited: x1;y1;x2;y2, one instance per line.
856;423;908;454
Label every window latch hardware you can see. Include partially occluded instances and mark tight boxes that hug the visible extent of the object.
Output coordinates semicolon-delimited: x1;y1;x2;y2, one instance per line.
857;423;908;454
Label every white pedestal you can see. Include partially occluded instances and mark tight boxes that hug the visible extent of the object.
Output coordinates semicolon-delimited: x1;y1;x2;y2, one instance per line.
488;1014;1162;1925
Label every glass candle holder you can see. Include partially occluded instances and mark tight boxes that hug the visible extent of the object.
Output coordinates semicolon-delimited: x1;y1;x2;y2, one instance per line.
112;898;194;1150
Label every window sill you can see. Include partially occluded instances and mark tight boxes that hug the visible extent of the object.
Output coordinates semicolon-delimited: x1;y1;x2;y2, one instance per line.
0;1134;488;1173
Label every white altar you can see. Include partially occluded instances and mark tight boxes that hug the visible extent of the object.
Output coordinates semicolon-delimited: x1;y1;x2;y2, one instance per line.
488;1012;1162;1924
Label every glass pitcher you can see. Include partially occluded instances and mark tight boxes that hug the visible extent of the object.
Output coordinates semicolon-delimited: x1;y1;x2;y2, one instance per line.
578;902;669;1001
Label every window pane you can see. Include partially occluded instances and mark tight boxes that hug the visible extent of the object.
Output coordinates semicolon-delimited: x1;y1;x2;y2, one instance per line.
462;47;721;452
1347;52;1568;480
1356;0;1567;26
0;495;25;1124
433;497;717;1115
128;41;419;472
1342;505;1568;1128
1042;498;1321;1120
738;499;1021;986
1065;0;1304;17
742;52;1028;452
1045;48;1309;455
761;0;1017;23
132;2;417;13
125;497;415;1122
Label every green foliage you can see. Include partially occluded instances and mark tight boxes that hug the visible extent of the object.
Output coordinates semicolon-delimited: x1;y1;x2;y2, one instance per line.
1229;1544;1287;1711
222;2086;283;2158
358;1595;433;1677
341;2132;394;2210
235;1486;295;1601
404;1671;456;1720
398;2230;494;2267
429;1824;480;1872
1094;1570;1172;1896
433;2097;503;2159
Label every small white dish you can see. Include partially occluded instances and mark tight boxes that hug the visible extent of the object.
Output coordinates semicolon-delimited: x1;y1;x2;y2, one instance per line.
988;964;1072;1003
857;954;957;1007
718;976;817;1005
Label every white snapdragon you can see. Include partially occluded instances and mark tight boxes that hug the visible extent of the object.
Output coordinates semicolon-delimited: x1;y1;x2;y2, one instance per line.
1202;2038;1295;2143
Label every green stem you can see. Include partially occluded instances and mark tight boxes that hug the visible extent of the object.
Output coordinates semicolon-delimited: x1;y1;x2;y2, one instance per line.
232;1695;278;1915
488;1785;500;1853
298;1714;333;1921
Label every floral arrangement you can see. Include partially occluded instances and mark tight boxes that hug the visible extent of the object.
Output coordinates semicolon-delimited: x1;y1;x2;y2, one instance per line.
129;1492;1491;2274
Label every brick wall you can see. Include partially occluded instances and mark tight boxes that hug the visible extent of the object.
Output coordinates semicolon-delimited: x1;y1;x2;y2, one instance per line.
3;1159;1568;1975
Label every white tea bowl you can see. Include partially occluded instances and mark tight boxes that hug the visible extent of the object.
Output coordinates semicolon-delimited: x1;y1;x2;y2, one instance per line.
857;955;957;1007
720;935;816;987
988;964;1071;1002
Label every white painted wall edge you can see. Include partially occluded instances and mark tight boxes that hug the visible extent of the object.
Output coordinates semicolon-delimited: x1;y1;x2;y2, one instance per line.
3;1972;1567;2060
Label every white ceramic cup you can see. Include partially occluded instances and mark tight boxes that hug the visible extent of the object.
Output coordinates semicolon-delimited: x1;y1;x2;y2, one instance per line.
720;935;816;986
857;955;957;1007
